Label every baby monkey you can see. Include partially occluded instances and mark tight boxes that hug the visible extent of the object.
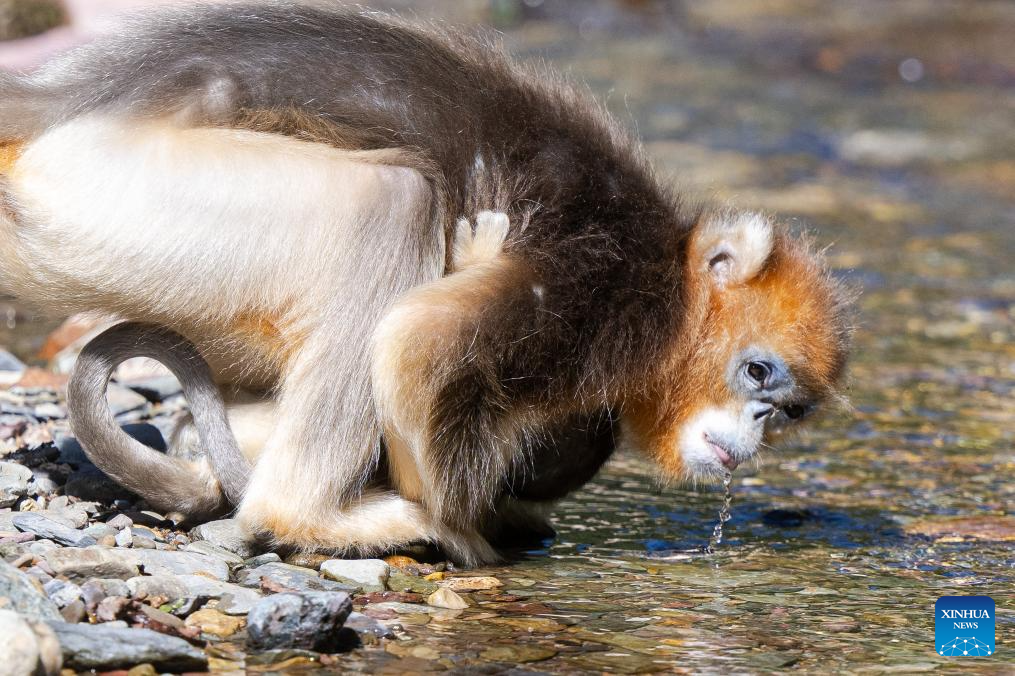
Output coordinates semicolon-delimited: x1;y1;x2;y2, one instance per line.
0;3;851;564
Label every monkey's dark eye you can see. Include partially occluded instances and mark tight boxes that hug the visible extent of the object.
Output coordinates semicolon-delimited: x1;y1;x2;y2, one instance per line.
783;404;806;420
746;361;770;385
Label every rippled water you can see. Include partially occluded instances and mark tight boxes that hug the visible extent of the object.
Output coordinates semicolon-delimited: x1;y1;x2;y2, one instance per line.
3;0;1013;672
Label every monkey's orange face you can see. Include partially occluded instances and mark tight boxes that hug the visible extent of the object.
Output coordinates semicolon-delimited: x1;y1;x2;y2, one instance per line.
626;211;852;482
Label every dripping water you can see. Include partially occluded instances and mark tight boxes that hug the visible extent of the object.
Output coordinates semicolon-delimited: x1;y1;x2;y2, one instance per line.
703;471;734;554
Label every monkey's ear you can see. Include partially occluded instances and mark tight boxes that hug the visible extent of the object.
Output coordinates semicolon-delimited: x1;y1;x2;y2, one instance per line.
693;211;774;287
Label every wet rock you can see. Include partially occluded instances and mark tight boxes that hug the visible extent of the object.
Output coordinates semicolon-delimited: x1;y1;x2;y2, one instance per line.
237;562;356;593
320;558;390;589
480;644;557;663
426;587;468;610
45;547;139;581
0;609;62;676
762;509;813;528
0;461;33;508
440;576;502;592
387;572;438;595
190;518;260;558
246;591;353;653
47;621;207;671
13;512;97;547
0;559;62;621
185;607;244;637
283;552;332;570
344;610;397;639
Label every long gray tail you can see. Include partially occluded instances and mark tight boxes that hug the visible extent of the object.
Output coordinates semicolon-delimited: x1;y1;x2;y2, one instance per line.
67;322;251;518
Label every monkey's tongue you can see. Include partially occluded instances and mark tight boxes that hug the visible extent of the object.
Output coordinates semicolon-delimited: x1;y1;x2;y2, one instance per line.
706;438;740;470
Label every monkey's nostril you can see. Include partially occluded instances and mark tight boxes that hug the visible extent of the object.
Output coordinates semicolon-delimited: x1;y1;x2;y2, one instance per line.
753;405;775;421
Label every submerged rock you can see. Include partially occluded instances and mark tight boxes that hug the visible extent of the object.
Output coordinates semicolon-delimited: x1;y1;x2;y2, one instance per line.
246;591;353;652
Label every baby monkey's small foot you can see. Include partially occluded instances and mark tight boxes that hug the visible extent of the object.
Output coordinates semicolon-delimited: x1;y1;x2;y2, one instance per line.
453;210;510;271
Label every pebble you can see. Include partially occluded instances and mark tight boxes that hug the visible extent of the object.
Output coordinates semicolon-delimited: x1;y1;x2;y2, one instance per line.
106;514;134;530
0;461;32;508
190;518;261;558
185;607;245;637
426;587;469;610
0;560;62;621
80;579;131;611
47;621;208;671
237;562;357;593
126;575;187;601
440;576;502;592
320;558;390;589
0;609;63;676
246;591;353;653
127;548;230;581
244;552;282;567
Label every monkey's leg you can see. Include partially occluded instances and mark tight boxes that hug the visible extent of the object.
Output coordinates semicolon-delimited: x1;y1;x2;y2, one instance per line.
373;213;533;534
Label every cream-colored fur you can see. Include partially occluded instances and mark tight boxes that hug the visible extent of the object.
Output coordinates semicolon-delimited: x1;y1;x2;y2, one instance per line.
2;115;459;558
693;210;774;286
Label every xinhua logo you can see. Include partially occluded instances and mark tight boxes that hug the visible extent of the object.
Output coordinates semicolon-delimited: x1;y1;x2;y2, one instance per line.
935;596;995;657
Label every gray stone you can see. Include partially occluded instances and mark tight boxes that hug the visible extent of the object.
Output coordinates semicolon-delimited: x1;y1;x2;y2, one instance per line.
237;562;357;593
246;591;353;652
43;579;83;608
80;579;130;610
320;559;390;589
44;547;139;581
244;553;281;567
126;575;187;601
0;560;62;621
0;350;26;376
105;385;149;417
0;609;63;676
190;518;260;558
106;514;133;530
133;535;157;549
175;574;263;615
0;461;32;508
129;549;229;581
48;621;207;671
12;513;97;548
83;523;116;540
183;539;244;565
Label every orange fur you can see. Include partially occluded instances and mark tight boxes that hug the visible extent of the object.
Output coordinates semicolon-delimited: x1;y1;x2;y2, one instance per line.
625;228;850;476
0;141;22;174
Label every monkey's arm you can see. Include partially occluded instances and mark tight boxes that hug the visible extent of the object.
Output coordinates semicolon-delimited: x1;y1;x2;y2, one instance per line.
68;322;250;517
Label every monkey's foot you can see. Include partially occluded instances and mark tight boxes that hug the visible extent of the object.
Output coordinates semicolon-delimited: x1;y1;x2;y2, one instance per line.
237;489;498;566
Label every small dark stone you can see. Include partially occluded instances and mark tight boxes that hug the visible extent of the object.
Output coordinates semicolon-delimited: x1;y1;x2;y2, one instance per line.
246;591;353;653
